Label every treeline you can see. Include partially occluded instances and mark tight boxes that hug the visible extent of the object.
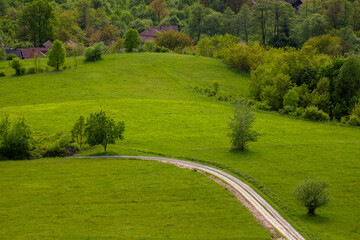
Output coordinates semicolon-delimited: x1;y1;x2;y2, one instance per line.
194;34;360;125
0;0;360;51
0;111;124;160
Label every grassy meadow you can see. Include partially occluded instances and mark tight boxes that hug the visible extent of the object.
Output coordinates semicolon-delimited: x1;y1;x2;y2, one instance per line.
0;53;359;239
0;158;271;239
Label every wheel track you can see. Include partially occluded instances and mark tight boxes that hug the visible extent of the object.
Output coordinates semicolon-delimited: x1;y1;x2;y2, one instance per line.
72;155;305;240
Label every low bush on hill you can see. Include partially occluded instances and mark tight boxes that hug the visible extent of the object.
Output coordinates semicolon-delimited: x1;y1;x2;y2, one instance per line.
85;42;106;62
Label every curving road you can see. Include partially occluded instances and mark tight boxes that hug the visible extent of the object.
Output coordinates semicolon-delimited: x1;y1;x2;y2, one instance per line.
72;155;306;240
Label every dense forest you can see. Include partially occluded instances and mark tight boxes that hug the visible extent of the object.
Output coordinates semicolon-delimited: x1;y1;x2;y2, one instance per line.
0;0;360;49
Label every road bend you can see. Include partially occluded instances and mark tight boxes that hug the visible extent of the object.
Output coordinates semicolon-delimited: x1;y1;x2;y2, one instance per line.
72;155;306;240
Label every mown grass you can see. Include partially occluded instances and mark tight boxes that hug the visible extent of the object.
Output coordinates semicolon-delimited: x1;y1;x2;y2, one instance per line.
0;158;271;239
0;53;359;239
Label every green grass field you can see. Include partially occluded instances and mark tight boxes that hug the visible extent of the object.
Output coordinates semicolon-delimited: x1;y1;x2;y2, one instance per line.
0;53;359;239
0;158;270;239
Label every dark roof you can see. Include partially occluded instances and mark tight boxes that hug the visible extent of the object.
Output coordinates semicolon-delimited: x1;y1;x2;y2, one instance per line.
43;40;52;49
5;49;23;59
18;48;48;59
139;26;179;42
4;46;11;50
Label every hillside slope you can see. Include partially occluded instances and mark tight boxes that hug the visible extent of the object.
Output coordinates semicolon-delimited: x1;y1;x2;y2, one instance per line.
0;53;359;240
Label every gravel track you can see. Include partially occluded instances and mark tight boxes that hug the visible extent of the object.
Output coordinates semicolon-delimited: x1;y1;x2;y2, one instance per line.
72;155;305;240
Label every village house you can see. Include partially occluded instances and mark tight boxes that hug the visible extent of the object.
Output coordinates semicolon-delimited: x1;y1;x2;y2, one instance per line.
1;40;81;60
139;26;178;42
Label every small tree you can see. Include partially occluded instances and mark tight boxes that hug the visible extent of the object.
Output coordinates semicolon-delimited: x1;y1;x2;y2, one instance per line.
10;57;23;76
294;178;331;215
228;100;259;151
47;40;66;71
124;29;141;52
84;110;125;152
71;116;85;148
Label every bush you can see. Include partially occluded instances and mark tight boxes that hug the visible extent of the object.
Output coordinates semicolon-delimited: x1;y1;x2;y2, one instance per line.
26;67;36;74
0;72;5;77
222;44;266;72
107;37;125;54
85;42;106;62
294;178;331;215
197;34;240;58
33;132;77;158
10;57;25;76
154;46;170;52
0;116;33;160
303;106;330;121
6;54;17;61
141;41;158;52
348;115;360;126
154;31;193;52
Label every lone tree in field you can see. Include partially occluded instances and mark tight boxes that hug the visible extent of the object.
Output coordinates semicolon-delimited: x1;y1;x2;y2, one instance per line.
124;29;141;52
228;100;259;151
71;116;85;148
47;40;66;71
84;110;125;152
294;178;331;215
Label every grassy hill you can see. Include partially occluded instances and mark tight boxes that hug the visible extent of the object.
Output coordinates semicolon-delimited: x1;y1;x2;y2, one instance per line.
0;53;359;239
0;158;270;239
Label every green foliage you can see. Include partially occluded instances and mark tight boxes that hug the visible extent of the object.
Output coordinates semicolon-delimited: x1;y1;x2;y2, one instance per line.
302;106;330;121
348;115;360;126
283;87;300;111
197;34;240;58
237;4;252;43
6;54;17;61
47;40;66;71
85;42;106;62
228;100;259;151
0;116;32;160
222;44;266;72
20;0;55;46
304;34;342;57
154;31;193;52
71;116;85;148
84;110;125;152
33;132;77;158
188;3;206;41
10;57;24;76
124;28;141;52
0;47;5;61
140;41;159;52
334;55;360;111
262;73;292;110
294;178;331;215
107;37;124;54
